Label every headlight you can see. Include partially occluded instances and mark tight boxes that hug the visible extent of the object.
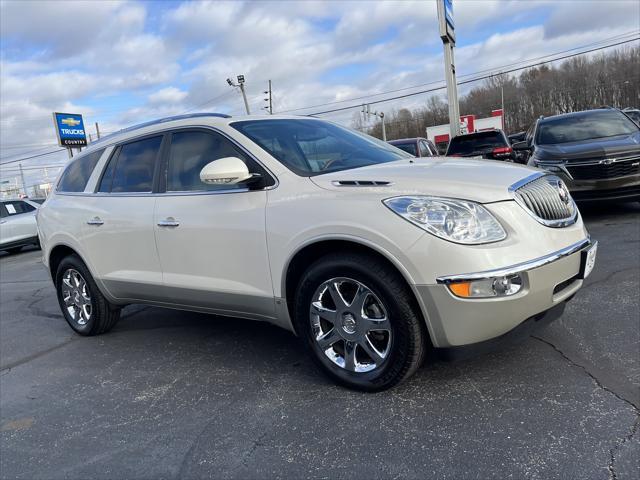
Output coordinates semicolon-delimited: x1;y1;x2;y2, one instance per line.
383;196;507;244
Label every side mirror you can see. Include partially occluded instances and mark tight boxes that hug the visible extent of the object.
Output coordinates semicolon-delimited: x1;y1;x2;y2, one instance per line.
200;157;254;185
511;141;531;152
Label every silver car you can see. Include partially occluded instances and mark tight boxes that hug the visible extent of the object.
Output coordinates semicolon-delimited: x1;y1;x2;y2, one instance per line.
1;198;41;254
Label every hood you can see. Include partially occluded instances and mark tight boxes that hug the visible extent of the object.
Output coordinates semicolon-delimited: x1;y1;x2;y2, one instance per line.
535;132;640;162
309;157;540;203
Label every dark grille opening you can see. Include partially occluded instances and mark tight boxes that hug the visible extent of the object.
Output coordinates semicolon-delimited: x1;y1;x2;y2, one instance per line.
553;275;579;295
567;160;640;180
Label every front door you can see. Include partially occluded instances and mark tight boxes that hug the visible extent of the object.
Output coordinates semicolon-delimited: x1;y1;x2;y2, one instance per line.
153;129;276;321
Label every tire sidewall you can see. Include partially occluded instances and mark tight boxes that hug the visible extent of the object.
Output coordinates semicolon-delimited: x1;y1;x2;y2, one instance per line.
295;255;417;391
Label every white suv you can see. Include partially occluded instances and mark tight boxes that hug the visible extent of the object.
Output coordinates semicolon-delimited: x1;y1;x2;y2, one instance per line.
37;113;597;390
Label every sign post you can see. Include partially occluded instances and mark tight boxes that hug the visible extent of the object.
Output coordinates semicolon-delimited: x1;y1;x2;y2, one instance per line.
52;112;87;158
436;0;461;139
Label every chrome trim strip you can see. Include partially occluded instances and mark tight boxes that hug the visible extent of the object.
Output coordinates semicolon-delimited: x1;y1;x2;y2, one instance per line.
436;237;593;284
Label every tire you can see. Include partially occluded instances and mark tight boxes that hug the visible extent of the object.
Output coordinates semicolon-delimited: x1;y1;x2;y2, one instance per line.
294;252;427;391
6;246;22;254
55;254;121;336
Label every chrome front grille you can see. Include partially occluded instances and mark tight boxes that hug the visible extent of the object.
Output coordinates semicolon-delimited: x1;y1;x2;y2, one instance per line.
510;174;577;227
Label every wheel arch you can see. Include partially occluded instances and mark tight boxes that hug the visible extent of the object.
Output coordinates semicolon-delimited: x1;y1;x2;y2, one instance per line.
282;237;432;341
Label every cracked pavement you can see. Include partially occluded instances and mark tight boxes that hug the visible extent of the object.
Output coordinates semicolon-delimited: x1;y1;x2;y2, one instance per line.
1;202;638;479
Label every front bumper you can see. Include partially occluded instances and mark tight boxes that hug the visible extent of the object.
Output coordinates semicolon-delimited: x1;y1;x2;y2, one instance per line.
416;237;594;348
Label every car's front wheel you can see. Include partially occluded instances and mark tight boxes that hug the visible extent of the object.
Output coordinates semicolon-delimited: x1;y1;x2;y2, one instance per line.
294;252;427;391
55;254;121;336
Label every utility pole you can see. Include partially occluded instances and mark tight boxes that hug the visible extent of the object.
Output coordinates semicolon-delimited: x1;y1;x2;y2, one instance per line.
362;104;387;141
227;75;250;115
18;163;27;197
263;80;273;114
437;0;460;139
95;122;101;139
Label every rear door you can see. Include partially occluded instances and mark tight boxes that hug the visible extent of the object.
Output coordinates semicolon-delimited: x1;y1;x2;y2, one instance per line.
79;135;165;301
1;201;37;243
0;203;14;245
153;128;276;320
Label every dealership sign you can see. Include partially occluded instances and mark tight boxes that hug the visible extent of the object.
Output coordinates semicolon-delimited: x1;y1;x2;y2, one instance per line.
52;112;87;147
438;0;455;42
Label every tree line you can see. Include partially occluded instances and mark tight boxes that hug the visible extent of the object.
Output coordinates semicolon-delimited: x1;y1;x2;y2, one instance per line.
355;46;639;140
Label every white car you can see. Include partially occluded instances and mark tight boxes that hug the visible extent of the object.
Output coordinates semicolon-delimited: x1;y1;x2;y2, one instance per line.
1;198;41;254
37;114;597;390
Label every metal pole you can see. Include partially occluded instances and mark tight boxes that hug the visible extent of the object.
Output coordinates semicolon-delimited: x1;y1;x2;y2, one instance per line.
18;163;27;196
268;80;273;114
239;83;251;115
95;122;101;139
67;147;73;159
380;112;387;141
501;83;505;131
443;40;460;138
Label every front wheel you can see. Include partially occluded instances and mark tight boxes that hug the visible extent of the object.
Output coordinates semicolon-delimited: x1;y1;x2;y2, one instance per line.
55;255;121;335
294;252;427;391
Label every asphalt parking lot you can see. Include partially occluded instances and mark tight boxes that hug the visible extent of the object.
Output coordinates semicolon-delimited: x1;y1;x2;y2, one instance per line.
1;203;638;480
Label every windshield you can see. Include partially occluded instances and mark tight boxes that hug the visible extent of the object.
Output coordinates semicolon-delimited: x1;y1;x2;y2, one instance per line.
232;119;411;176
390;142;417;156
446;131;506;155
536;110;638;145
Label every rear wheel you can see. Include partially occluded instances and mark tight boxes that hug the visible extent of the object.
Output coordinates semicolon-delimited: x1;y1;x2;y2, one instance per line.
294;252;427;391
55;255;121;335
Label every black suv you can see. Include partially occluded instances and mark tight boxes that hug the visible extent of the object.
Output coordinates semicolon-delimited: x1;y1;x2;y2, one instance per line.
513;108;640;202
445;129;518;162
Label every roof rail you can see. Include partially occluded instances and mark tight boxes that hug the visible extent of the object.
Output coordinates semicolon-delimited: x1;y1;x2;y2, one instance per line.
90;112;232;146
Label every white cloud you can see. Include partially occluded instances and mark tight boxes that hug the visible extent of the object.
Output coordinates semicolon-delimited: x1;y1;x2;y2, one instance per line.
1;0;638;189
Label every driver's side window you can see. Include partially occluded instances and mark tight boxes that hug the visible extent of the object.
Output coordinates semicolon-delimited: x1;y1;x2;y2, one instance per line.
166;130;255;192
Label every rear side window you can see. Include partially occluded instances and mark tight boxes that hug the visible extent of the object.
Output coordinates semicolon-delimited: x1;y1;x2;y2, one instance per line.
99;136;162;193
165;130;272;192
391;142;417;156
3;201;35;215
0;204;8;218
58;149;105;192
447;131;506;155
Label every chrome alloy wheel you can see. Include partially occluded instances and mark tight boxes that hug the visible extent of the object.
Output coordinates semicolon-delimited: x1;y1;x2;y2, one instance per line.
61;269;92;326
310;277;391;373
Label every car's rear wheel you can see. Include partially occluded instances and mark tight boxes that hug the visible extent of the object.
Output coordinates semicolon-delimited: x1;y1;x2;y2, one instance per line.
294;252;427;391
55;255;121;336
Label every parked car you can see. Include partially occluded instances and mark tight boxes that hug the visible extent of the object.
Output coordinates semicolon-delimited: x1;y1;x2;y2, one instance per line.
0;198;41;254
623;108;640;126
513;108;640;202
388;137;438;157
446;129;519;162
37;113;596;391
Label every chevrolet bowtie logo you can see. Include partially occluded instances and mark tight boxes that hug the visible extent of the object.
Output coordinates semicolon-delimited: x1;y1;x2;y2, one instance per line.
60;117;81;127
599;158;618;165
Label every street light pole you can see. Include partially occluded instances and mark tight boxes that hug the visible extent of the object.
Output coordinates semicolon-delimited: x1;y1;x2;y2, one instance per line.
227;75;251;115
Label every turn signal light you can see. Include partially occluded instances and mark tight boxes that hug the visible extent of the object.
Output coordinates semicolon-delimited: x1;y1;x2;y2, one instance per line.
447;274;523;298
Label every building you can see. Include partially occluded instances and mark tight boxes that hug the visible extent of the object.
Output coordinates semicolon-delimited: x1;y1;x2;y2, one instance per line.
426;109;504;153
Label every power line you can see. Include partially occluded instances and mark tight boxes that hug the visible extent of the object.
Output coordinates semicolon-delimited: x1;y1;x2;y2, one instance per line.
278;31;639;115
307;36;639;116
2;34;637;166
0;149;67;166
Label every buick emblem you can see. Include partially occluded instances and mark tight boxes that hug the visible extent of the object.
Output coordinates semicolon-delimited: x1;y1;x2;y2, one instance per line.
557;180;570;205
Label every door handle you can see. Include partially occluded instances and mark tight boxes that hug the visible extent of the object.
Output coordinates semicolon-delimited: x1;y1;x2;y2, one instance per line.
157;217;180;227
86;217;104;226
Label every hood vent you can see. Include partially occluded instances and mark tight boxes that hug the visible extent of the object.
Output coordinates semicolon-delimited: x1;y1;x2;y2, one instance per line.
332;180;392;187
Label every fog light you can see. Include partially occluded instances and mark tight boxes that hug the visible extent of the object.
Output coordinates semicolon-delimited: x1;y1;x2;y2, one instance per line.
448;274;523;298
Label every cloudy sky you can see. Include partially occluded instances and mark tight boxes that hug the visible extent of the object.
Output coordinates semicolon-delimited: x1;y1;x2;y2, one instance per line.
0;0;638;191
